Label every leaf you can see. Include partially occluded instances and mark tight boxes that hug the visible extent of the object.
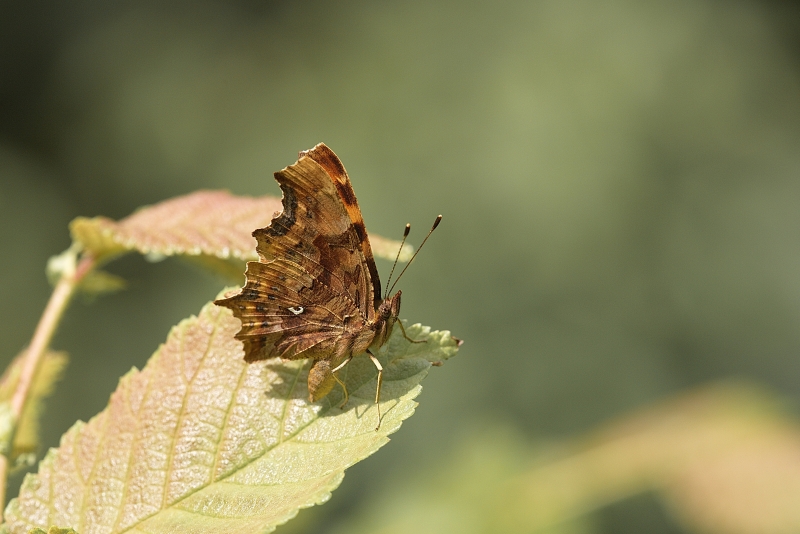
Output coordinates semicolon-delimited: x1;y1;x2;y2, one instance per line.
76;270;127;297
500;382;800;533
28;528;78;534
3;291;458;534
369;234;413;263
70;190;412;265
0;350;68;467
45;247;79;287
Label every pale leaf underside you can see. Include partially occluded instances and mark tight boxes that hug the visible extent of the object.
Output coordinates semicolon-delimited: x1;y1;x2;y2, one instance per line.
70;190;412;263
4;292;457;534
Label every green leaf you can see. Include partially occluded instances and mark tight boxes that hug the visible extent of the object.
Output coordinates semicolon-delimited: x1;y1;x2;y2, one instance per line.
76;270;127;297
70;190;411;266
4;291;458;534
0;350;68;467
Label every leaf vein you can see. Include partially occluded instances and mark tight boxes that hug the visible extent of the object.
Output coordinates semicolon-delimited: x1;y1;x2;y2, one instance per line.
210;361;248;479
277;363;305;444
77;410;112;533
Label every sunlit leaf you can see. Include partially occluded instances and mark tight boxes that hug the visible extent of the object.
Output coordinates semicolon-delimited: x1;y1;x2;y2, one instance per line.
656;386;800;534
3;292;458;534
370;234;412;263
502;382;800;533
0;350;68;467
70;190;411;265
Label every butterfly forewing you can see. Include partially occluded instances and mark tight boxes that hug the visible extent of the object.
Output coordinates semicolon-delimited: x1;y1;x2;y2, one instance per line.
300;145;383;311
253;154;377;320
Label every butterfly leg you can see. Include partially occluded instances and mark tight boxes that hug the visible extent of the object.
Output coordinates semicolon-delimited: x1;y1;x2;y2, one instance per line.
331;355;354;408
366;349;384;430
397;320;426;344
331;373;349;408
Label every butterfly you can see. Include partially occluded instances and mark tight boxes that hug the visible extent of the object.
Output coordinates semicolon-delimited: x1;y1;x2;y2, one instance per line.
215;143;440;429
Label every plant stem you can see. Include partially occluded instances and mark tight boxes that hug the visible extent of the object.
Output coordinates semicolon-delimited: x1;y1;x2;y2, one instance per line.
0;254;95;520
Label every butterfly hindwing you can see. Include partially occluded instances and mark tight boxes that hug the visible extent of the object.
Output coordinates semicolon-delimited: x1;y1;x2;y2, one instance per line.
219;258;359;361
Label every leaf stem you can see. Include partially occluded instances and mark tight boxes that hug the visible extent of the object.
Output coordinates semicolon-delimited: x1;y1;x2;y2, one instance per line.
0;253;96;519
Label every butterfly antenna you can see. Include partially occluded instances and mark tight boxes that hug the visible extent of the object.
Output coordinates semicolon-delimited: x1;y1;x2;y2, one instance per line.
388;215;442;295
384;223;411;299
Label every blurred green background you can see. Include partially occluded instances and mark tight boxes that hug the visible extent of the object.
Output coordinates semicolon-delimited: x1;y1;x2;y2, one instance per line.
2;1;800;532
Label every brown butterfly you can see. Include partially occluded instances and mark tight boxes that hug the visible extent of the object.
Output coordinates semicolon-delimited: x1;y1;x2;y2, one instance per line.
215;143;440;429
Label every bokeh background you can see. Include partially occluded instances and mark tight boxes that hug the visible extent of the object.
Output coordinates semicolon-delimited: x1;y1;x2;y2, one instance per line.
2;1;800;532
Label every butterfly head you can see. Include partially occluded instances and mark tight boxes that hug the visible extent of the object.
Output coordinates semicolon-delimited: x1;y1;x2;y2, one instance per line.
373;290;401;347
379;290;402;320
